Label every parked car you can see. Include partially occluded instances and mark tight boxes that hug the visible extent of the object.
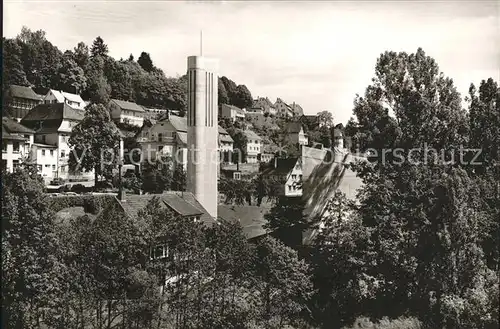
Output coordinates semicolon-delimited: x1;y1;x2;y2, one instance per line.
49;178;66;186
63;192;78;196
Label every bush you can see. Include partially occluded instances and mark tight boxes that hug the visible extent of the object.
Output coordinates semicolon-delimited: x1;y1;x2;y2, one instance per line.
342;317;422;329
48;194;118;214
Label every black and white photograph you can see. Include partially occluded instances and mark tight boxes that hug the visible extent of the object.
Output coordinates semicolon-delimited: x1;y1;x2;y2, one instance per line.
2;1;499;328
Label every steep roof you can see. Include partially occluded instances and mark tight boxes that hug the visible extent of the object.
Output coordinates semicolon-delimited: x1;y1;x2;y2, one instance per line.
119;192;215;226
262;157;300;175
286;122;303;134
2;130;28;141
60;91;85;104
2;117;35;134
8;85;43;101
243;129;262;140
21;103;85;122
176;132;188;145
167;115;187;132
111;99;145;112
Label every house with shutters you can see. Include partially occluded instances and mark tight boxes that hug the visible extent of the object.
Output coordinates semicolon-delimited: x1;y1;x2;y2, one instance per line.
136;114;188;170
3;85;44;121
261;157;303;197
252;97;277;115
109;99;146;127
242;130;262;164
2;117;35;172
286;122;309;146
274;98;294;118
43;89;86;110
20;103;93;181
218;126;234;163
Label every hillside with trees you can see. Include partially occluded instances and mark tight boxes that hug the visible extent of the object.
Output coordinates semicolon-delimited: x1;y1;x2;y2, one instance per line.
2;26;254;116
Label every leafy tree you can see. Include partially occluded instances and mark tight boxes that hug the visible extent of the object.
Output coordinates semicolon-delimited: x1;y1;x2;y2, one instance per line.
141;156;174;194
467;78;499;174
171;163;187;191
2;38;28;90
56;52;87;94
218;77;229;105
317;110;334;128
128;53;134;61
229;129;248;163
218;176;254;205
73;41;89;68
137;51;154;72
2;165;64;328
68;103;121;185
233;84;253;109
84;56;111;104
252;236;313;328
90;36;108;57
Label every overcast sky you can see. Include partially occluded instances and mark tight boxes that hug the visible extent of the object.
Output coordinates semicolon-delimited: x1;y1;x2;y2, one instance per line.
4;0;499;124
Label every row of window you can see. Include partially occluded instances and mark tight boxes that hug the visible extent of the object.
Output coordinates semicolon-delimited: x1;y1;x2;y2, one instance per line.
288;184;301;192
37;164;57;171
40;149;66;157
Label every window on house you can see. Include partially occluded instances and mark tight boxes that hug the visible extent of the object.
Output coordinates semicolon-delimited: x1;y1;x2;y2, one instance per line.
233;172;241;180
13;142;20;152
288;185;292;192
52;165;56;170
45;164;50;168
150;245;168;260
50;150;54;156
158;133;163;142
61;150;66;158
42;150;46;156
299;174;303;180
292;174;297;180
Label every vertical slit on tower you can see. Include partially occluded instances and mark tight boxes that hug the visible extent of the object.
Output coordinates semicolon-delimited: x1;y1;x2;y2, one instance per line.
193;70;196;126
211;73;214;127
205;71;208;127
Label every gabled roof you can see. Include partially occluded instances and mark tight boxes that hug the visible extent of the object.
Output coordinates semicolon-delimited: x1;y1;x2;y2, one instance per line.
21;103;85;122
243;129;262;140
2;130;28;141
222;104;245;115
119;192;215;226
218;126;234;143
253;97;275;109
218;125;229;135
47;90;85;105
8;85;43;101
262;157;300;175
111;99;145;112
286;122;303;134
167;115;187;132
2;117;35;134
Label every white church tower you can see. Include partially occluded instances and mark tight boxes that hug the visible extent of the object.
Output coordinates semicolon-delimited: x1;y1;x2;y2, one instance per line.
186;56;219;219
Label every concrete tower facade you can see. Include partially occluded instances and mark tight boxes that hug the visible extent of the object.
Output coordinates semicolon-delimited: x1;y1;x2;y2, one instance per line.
186;56;219;218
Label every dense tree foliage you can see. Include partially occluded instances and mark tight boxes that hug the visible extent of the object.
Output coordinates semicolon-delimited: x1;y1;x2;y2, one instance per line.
68;103;121;185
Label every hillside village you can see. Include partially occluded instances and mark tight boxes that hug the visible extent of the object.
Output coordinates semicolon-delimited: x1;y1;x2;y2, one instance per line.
2;23;499;329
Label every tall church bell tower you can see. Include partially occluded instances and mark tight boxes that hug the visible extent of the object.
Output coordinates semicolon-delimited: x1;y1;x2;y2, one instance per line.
186;56;219;218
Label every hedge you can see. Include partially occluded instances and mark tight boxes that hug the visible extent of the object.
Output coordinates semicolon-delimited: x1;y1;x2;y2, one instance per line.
48;194;119;215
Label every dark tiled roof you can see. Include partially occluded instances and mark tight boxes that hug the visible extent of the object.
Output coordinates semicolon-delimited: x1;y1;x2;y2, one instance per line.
2;117;35;134
176;132;187;145
217;205;271;239
243;130;261;140
8;85;43;101
286;122;303;133
21;103;85;122
218;125;229;135
2;130;27;141
111;99;145;112
119;192;215;226
262;157;299;175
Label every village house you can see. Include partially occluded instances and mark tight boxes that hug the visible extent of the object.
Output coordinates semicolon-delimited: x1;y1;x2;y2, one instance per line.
242;130;262;164
262;157;303;197
274;98;294;118
252;97;277;115
20;102;93;181
136;114;188;170
43;89;86;110
2;117;35;172
286;122;309;146
219;104;246;122
3;85;44;121
109;99;146;127
218;126;234;163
